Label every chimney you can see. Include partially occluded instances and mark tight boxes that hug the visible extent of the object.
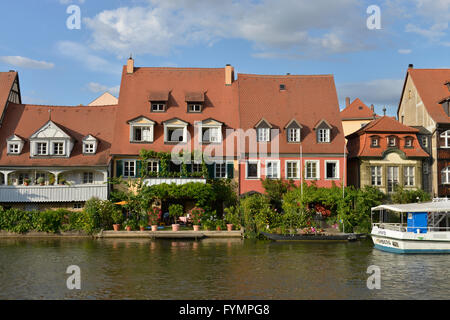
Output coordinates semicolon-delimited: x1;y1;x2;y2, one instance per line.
345;97;350;108
127;55;134;74
383;106;387;116
225;64;234;86
370;104;375;112
408;64;414;69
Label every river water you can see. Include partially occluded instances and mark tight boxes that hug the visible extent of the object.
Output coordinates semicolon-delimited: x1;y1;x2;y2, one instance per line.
0;238;448;299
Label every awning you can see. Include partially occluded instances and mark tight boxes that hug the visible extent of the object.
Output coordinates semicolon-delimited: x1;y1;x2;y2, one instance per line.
185;92;204;102
371;201;450;213
149;91;169;101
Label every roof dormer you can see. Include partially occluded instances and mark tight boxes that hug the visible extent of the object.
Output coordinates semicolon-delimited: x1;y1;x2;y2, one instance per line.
82;134;99;154
6;134;24;155
314;119;332;143
255;118;272;142
29;120;74;157
149;91;170;112
285;119;302;143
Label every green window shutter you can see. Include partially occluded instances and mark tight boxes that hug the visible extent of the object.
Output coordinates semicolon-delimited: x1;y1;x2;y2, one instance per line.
207;164;215;179
136;160;142;178
116;160;123;177
227;162;234;179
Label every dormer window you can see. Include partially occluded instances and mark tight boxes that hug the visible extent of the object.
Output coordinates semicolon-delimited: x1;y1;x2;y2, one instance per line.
314;119;332;143
82;135;98;154
285;119;302;143
388;136;397;147
37;142;48;155
149;91;169;113
280;84;286;90
53;142;64;155
186;92;205;113
404;137;413;148
163;118;188;143
29;121;73;158
128;117;155;143
197;119;223;144
255;118;272;142
371;136;379;147
440;130;450;148
188;103;202;113
6;134;24;155
151;102;166;112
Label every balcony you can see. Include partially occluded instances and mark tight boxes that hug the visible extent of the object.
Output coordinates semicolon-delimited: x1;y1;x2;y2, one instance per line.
0;184;108;203
143;177;206;186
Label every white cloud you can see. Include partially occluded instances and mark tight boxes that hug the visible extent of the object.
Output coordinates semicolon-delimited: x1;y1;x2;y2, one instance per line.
56;41;120;74
398;49;412;54
0;56;54;69
86;82;120;96
338;79;404;110
59;0;85;4
83;0;371;58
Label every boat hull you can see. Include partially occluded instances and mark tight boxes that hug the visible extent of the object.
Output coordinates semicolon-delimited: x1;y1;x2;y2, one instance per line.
371;226;450;254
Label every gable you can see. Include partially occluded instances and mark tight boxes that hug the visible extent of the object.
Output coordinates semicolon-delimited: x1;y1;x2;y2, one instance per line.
255;118;272;129
127;116;155;125
285;119;302;129
30;120;71;139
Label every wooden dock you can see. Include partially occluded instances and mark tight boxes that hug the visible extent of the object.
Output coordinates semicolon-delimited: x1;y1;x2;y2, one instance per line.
97;230;243;239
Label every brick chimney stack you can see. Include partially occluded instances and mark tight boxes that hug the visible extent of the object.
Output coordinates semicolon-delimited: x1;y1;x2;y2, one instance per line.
370;104;374;112
225;64;234;86
127;55;134;74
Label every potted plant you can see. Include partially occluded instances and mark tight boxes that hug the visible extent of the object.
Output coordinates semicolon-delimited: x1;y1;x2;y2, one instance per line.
139;212;149;231
48;174;55;185
23;178;30;186
189;207;204;231
59;178;66;185
37;177;45;186
123;218;136;231
112;209;123;231
224;206;241;232
169;204;184;231
148;207;161;231
216;220;225;231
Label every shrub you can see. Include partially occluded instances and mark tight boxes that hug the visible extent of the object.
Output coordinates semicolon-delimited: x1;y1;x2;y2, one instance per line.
189;207;204;225
261;178;295;212
391;186;431;204
169;204;184;224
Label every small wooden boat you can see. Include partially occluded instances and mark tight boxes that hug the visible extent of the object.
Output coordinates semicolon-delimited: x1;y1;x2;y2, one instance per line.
261;232;366;242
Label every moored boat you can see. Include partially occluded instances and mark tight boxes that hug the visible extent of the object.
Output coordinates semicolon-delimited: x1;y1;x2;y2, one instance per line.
371;199;450;254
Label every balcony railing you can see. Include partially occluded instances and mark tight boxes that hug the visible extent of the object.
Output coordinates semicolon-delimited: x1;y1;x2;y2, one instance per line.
0;184;108;202
143;177;206;186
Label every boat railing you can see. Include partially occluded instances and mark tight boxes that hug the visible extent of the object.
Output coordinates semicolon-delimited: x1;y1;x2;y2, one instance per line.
373;223;450;233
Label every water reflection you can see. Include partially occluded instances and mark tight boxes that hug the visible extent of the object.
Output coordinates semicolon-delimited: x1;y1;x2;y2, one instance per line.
0;238;448;299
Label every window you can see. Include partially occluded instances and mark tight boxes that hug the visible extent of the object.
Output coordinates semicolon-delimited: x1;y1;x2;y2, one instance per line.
124;161;136;178
133;126;152;142
83;172;94;184
188;103;202;113
84;143;95;154
246;161;259;179
266;160;280;179
442;167;450;184
192;163;203;173
404;166;415;186
37;142;48;155
202;127;221;143
318;129;330;143
279;84;286;90
440;130;450;148
305;160;319;180
371;166;382;186
151;103;166;112
73;203;83;209
18;173;29;185
258;128;270;142
423;162;429;174
388;136;397;147
285;161;300;179
288;128;300;142
371;137;379;147
405;137;413;148
53;142;64;155
214;163;227;178
421;136;428;148
147;160;158;174
325;161;339;180
8;143;20;154
387;166;399;193
167;128;185;142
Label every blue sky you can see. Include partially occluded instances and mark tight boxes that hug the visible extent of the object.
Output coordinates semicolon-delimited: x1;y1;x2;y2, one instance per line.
0;0;449;116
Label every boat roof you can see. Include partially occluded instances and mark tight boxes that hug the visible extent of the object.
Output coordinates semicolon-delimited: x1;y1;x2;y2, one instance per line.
372;201;450;213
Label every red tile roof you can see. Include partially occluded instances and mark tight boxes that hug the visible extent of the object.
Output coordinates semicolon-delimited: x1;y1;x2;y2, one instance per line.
340;98;377;120
238;74;345;154
0;71;18;122
0;103;117;166
112;66;239;156
408;69;450;124
346;116;428;158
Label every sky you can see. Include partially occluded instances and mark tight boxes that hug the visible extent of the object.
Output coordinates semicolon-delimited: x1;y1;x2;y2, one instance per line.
0;0;449;116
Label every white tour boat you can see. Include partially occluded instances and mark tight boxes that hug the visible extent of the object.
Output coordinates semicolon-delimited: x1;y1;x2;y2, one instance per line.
371;199;450;253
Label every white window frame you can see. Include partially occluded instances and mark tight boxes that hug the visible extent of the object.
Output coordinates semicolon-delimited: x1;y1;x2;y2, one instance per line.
214;162;227;179
123;160;136;178
318;129;330;143
7;143;20;154
441;130;450;148
192;163;203;173
388;136;397;147
188;103;202;113
130;125;154;143
442;167;450;184
265;160;280;179
325;160;339;180
52;142;65;156
285;160;300;180
151;102;166;112
371;166;382;186
200;126;222;143
246;160;260;179
83;143;95;154
257;128;270;142
371;137;379;147
164;125;188;143
421;136;428;148
305;160;320;180
405;137;413;148
83;172;94;184
147;160;159;174
288;128;300;142
404;166;415;187
36;142;48;155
